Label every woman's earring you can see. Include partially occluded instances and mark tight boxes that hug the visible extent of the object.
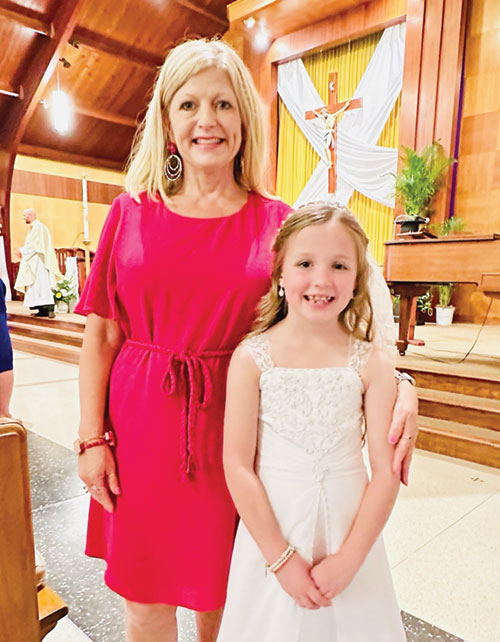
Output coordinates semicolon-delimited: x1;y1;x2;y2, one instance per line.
278;285;284;297
165;142;183;181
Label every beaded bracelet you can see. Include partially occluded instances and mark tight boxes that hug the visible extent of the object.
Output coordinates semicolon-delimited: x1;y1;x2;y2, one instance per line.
266;545;296;574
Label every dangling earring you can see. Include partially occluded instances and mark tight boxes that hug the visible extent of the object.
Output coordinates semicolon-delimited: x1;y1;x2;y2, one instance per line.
165;142;182;181
278;285;284;297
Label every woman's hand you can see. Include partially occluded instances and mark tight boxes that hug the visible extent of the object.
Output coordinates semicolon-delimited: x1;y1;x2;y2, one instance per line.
274;553;331;609
310;552;358;600
388;379;418;485
78;445;121;512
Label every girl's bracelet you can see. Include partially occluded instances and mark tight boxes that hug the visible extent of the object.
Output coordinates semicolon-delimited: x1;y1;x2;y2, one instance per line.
266;545;296;574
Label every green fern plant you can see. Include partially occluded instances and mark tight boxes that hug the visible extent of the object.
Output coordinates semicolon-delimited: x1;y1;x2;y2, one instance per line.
394;142;456;218
429;217;465;236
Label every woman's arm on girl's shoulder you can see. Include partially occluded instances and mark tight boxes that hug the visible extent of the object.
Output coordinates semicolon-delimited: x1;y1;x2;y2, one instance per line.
223;344;329;610
311;347;400;599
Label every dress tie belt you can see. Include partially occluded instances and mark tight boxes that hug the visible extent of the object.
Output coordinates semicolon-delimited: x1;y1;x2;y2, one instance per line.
125;339;233;482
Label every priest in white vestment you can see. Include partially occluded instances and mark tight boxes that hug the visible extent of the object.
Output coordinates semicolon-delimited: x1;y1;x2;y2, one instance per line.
13;209;61;317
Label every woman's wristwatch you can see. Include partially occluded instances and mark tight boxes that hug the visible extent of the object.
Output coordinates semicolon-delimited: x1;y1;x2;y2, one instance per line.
394;371;416;386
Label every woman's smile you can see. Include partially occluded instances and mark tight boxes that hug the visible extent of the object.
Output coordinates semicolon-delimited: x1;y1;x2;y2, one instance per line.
168;67;242;172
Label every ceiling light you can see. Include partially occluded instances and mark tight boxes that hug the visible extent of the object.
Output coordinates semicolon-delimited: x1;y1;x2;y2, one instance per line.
243;17;256;29
253;28;270;51
51;89;72;135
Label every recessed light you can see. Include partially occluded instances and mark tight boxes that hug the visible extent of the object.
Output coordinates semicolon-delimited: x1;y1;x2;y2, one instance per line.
243;17;256;29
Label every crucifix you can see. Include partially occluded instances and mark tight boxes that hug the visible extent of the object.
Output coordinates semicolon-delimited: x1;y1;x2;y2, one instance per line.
305;72;363;194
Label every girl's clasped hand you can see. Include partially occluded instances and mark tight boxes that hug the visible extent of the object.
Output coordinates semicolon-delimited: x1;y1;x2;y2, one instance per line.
274;551;357;608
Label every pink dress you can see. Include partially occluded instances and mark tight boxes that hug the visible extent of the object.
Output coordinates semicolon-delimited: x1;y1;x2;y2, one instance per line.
75;191;291;610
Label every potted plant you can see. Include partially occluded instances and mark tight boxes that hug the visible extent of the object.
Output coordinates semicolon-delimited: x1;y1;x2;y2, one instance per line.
416;289;433;324
52;277;78;313
435;283;455;326
394;141;456;233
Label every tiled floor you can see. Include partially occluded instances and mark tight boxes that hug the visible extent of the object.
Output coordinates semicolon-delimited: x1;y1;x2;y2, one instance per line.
11;345;500;642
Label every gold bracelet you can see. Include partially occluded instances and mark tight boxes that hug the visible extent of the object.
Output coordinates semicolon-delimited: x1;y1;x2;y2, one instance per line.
266;545;296;574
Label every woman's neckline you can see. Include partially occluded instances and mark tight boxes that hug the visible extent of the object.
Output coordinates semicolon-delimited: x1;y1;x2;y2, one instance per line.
162;191;252;221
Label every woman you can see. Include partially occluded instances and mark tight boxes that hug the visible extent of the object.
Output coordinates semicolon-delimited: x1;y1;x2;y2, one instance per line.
0;278;13;417
76;38;418;642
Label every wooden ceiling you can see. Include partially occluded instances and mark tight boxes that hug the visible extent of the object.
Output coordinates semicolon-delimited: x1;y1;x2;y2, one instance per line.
0;0;233;170
228;0;371;41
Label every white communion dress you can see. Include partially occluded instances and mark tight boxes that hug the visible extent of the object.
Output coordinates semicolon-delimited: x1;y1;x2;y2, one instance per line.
217;334;406;642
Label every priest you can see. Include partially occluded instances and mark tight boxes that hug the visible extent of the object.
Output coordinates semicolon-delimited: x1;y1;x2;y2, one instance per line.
13;209;60;318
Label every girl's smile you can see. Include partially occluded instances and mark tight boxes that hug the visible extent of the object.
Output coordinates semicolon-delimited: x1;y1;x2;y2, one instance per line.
280;219;358;325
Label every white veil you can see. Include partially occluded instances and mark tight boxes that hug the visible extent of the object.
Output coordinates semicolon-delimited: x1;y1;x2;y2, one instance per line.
367;252;397;364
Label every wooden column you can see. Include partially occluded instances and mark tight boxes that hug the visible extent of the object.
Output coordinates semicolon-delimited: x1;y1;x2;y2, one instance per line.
398;0;468;222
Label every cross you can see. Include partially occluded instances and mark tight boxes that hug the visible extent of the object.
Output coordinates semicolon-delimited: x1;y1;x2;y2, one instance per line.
305;72;363;194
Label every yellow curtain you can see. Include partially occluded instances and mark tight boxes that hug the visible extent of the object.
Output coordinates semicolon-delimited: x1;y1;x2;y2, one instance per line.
276;32;401;264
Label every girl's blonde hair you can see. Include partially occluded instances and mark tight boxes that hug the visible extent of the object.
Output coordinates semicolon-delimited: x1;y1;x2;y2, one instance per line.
249;202;374;340
125;38;271;201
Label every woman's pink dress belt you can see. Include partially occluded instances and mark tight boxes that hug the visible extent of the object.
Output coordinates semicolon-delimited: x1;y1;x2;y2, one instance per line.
125;339;233;481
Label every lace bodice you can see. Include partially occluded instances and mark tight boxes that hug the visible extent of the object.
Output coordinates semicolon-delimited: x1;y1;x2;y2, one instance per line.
243;334;372;460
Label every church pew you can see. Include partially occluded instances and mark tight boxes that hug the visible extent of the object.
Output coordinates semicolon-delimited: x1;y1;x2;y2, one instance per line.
0;419;68;641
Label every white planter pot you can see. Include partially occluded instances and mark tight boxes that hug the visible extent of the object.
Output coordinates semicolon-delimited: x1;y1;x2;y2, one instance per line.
435;305;455;326
55;300;69;314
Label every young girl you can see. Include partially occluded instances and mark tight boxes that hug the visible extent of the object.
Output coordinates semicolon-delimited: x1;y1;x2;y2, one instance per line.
217;202;406;641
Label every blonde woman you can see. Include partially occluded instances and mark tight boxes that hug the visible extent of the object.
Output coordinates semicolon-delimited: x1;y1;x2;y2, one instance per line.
75;39;417;642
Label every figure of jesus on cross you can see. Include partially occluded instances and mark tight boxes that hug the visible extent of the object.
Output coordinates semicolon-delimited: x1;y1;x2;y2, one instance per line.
305;72;363;194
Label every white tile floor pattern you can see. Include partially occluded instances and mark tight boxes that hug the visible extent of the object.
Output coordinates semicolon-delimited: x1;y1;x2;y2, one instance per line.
12;349;500;642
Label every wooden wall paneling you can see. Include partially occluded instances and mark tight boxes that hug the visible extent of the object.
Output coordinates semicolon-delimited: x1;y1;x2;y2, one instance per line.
414;0;444;153
462;70;500;118
460;112;498;156
11;169;123;204
13;170;80;201
456;151;495;195
398;0;425;153
432;0;468;222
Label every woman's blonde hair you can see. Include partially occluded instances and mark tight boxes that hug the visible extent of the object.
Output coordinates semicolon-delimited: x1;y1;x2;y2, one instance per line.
249;202;374;340
125;38;271;201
